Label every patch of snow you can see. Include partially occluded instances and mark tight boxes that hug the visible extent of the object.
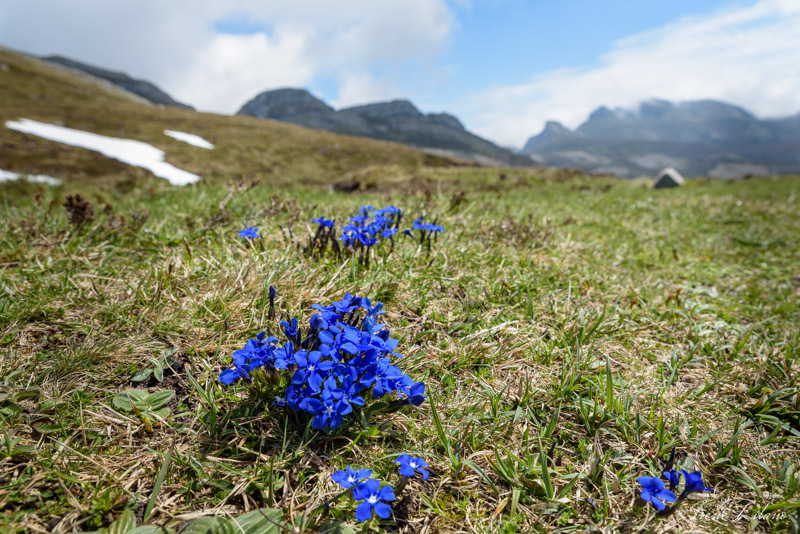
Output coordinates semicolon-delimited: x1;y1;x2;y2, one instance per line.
0;168;62;186
164;129;214;149
5;119;200;186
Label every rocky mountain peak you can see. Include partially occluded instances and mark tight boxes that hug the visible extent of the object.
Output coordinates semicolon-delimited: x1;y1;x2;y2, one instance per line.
238;88;334;119
521;97;800;179
426;112;464;131
639;99;674;118
341;99;423;119
522;121;575;152
237;89;531;166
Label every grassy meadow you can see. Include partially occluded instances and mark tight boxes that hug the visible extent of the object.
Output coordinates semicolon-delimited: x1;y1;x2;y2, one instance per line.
1;171;799;533
1;46;800;534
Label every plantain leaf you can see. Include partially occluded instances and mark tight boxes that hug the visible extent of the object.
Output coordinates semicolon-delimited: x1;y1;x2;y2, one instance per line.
113;390;149;412
319;520;356;534
108;510;136;534
231;508;285;533
131;369;153;383
146;390;175;410
179;517;235;534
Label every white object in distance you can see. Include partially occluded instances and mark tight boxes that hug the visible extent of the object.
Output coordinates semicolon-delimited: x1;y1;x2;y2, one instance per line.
5;118;200;186
164;129;214;149
0;168;62;186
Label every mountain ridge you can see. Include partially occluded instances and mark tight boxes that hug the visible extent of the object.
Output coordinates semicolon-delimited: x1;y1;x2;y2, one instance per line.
523;99;800;178
238;88;532;167
42;55;193;110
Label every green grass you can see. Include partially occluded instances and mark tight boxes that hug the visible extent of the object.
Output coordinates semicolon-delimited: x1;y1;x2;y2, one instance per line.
1;43;799;534
1;173;799;533
0;47;458;189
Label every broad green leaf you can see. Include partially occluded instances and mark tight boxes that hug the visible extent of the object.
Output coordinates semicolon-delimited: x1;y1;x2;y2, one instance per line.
132;369;153;382
231;508;285;533
0;403;22;417
108;510;136;534
146;390;175;410
152;407;170;419
113;390;149;411
179;517;235;534
128;527;172;534
33;421;62;434
319;520;356;534
153;367;164;383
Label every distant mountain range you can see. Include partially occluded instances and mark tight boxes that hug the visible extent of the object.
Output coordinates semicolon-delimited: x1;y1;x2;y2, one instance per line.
42;55;193;109
522;99;800;178
237;88;532;167
23;53;800;178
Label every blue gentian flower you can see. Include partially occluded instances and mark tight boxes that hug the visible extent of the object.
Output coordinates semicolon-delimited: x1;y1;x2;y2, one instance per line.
292;350;334;392
239;226;259;239
358;233;378;248
333;292;362;314
396;378;426;406
395;454;429;480
352;479;394;522
680;469;712;494
312;217;335;228
331;466;372;489
638;476;677;511
361;298;385;318
281;318;299;339
360;359;403;398
274;341;297;369
663;469;681;491
301;391;351;430
333;374;365;410
219;292;425;433
218;368;241;385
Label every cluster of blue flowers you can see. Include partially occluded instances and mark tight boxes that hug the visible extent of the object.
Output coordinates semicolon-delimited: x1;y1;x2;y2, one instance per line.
639;467;712;513
406;215;445;250
238;226;259;239
305;205;445;267
218;291;426;431
339;205;402;248
330;454;429;523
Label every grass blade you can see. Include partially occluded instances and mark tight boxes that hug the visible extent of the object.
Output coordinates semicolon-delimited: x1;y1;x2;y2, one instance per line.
144;445;174;522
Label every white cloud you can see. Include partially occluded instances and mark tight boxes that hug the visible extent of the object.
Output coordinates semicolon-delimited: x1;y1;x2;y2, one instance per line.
457;0;800;147
167;31;315;112
334;72;407;109
0;0;455;114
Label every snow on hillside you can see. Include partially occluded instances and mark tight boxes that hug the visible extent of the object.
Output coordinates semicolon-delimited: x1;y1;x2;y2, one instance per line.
0;169;61;186
164;130;214;149
5;119;200;186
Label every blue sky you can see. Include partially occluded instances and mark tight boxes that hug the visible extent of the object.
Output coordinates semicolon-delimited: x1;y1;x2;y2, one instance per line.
205;1;746;107
1;0;798;146
443;0;741;93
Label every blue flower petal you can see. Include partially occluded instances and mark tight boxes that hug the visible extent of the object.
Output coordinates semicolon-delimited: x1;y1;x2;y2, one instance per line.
355;501;373;522
374;502;392;519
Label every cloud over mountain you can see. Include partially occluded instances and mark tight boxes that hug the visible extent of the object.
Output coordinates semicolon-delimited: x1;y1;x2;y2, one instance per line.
0;0;456;114
459;0;800;147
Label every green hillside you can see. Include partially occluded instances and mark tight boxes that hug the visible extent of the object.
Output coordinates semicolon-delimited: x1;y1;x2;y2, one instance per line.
0;48;460;188
2;46;799;534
